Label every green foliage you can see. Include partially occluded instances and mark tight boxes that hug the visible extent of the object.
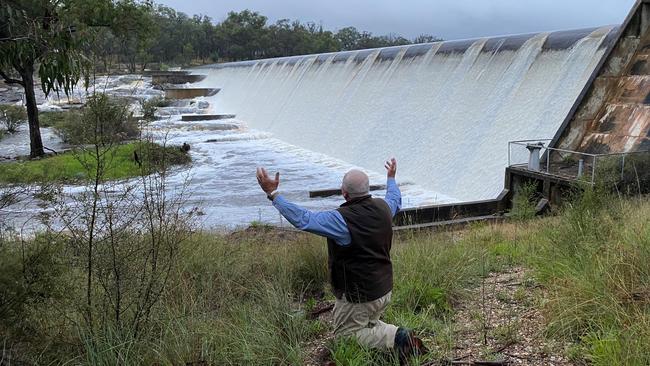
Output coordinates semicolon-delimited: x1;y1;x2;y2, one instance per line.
289;241;328;296
39;110;70;128
111;0;158;72
139;96;168;121
511;181;539;220
527;192;650;364
329;337;380;366
595;153;650;195
54;94;138;145
0;0;89;97
89;6;443;68
0;142;190;184
0;235;68;340
5;186;650;364
0;104;27;133
335;27;411;51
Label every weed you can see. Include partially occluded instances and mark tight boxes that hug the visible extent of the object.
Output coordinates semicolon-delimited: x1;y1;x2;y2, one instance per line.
0;105;26;133
511;181;538;220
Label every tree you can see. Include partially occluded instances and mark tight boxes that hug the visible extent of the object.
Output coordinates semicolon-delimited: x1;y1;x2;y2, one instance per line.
336;27;362;51
215;10;268;61
111;0;157;72
413;34;443;44
0;0;88;158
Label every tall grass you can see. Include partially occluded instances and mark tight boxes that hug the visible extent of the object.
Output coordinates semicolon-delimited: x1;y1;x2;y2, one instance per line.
1;192;649;365
528;191;650;365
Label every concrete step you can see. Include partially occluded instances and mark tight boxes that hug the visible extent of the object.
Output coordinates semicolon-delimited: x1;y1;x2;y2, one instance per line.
394;215;505;231
152;74;206;85
181;114;236;121
309;184;388;198
165;88;219;99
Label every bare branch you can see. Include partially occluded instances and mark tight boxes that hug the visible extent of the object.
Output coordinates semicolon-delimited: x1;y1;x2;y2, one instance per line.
0;69;24;86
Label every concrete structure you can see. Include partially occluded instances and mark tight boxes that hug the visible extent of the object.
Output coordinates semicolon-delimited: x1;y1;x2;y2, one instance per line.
309;184;388;198
394;191;510;228
198;27;617;203
152;73;206;85
164;88;220;99
501;1;650;213
552;0;650;154
393;1;650;227
181;114;236;121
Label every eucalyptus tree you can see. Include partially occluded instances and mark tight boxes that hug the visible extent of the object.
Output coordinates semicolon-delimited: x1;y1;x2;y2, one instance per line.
0;0;102;158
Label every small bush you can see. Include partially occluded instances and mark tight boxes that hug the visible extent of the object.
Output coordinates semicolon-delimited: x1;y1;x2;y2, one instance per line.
140;97;169;121
54;94;139;145
0;105;27;133
511;181;538;220
595;153;650;195
39;110;70;128
0;235;68;341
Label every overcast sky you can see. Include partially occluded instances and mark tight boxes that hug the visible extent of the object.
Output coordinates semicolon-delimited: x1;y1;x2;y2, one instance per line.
158;0;637;40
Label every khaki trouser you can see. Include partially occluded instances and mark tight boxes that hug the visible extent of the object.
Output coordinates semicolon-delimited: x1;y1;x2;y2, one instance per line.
333;291;399;349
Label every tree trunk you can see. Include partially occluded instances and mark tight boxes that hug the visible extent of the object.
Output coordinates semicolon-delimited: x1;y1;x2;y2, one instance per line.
20;63;45;158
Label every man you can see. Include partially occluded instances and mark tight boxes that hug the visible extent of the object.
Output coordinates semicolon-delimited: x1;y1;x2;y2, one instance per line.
256;158;426;362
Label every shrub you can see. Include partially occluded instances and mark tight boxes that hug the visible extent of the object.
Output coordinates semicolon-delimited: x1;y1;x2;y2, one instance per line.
0;105;27;133
39;110;70;128
54;94;139;145
0;235;68;342
511;181;539;220
595;153;650;195
140;96;169;121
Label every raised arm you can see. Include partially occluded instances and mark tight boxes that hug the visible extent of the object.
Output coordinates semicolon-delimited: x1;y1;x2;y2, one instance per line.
256;167;351;246
383;158;401;217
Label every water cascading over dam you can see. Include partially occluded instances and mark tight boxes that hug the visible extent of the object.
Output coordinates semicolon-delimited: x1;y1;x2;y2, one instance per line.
197;26;618;202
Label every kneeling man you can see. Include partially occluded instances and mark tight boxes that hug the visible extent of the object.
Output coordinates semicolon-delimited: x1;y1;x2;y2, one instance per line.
256;158;426;360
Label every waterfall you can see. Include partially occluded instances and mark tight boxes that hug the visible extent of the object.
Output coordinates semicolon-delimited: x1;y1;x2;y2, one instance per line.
197;26;616;202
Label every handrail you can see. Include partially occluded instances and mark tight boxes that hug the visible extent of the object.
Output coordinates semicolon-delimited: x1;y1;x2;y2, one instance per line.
508;139;650;185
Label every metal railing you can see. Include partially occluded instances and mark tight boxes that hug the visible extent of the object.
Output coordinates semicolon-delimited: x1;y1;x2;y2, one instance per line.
508;139;650;186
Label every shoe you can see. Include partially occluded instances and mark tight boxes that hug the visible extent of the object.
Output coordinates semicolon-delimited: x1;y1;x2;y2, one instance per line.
394;327;428;365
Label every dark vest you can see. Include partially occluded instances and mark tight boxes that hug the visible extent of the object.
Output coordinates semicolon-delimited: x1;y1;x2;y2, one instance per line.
327;195;393;303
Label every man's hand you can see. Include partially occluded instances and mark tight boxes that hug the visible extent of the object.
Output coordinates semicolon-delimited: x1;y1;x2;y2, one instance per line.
256;167;280;195
385;158;397;178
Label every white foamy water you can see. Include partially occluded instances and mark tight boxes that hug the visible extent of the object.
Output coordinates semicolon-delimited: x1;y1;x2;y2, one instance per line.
1;27;618;230
197;27;615;201
0;75;448;231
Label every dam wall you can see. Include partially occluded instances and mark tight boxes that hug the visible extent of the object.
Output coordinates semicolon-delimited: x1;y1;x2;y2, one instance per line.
553;0;650;154
197;27;618;202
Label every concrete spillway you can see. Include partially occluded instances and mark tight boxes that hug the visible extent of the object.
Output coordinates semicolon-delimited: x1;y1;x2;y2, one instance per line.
553;0;650;154
196;27;618;202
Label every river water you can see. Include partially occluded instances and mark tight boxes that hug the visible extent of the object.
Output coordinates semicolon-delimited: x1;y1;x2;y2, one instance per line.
0;75;448;232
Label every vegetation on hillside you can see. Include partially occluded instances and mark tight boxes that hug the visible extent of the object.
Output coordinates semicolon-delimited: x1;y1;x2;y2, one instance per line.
95;6;442;69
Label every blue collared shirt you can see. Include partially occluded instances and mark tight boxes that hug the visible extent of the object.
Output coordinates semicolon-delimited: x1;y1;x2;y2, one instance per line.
272;178;401;246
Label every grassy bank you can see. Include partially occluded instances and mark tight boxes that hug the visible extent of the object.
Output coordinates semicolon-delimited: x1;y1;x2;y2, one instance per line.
0;142;190;184
1;193;649;365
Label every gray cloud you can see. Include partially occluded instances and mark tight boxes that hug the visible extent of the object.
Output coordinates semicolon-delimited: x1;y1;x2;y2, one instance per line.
158;0;637;40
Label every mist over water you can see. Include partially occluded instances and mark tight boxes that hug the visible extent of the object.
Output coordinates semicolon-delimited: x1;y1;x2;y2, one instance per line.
199;26;615;202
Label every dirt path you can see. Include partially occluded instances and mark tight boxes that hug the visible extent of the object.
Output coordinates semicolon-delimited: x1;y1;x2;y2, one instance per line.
447;267;572;365
304;267;573;365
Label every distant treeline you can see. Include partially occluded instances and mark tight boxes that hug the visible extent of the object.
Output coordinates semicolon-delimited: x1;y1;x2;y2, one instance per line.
90;2;442;71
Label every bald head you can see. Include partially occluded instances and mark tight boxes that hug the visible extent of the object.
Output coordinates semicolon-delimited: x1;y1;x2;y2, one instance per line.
342;169;370;200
